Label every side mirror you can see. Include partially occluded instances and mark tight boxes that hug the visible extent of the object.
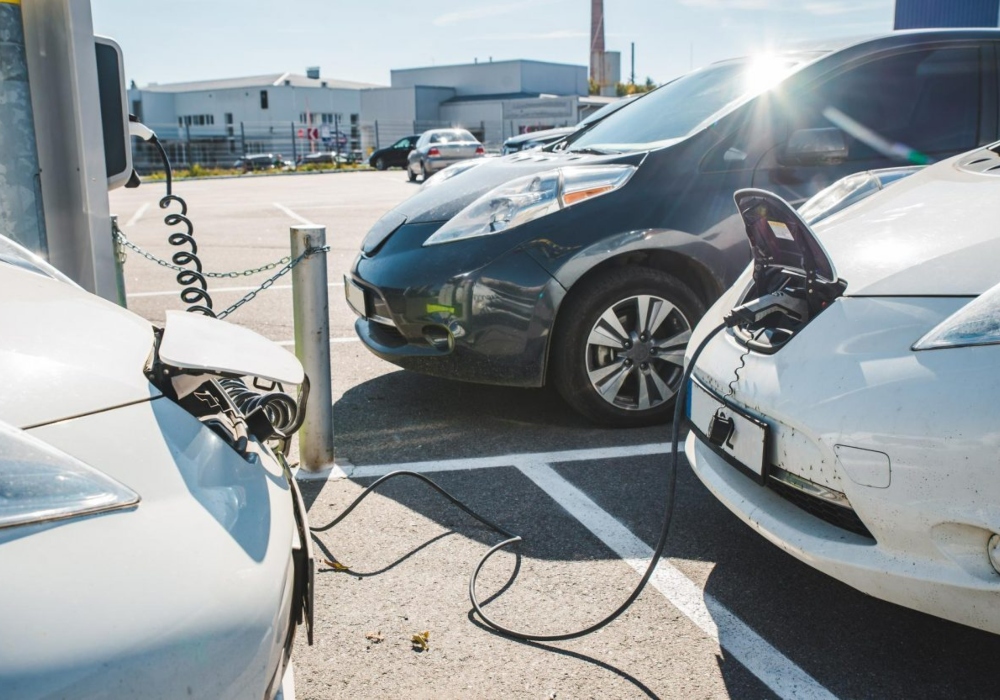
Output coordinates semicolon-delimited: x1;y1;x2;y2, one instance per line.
781;128;848;166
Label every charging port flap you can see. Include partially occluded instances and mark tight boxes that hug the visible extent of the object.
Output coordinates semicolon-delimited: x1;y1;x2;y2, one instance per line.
726;189;847;353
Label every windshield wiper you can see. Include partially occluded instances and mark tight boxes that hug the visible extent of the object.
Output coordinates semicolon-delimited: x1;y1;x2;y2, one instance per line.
567;147;620;155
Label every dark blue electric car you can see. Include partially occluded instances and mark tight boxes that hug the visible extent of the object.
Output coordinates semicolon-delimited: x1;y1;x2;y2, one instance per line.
347;30;1000;426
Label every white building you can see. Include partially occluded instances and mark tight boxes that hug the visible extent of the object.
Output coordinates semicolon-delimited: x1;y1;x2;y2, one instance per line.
126;60;616;168
128;70;381;166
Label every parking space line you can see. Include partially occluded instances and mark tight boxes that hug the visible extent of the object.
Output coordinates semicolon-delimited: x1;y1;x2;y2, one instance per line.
274;202;316;226
515;461;837;700
276;338;358;347
340;443;673;480
319;446;836;699
127;281;343;299
124;202;150;228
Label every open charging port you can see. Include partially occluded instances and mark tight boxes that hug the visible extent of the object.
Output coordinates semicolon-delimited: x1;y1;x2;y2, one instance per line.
725;188;847;353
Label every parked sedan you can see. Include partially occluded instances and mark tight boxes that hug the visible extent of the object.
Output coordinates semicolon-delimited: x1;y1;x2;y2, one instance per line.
0;235;312;698
369;135;419;170
406;128;485;182
348;30;1000;426
685;144;1000;634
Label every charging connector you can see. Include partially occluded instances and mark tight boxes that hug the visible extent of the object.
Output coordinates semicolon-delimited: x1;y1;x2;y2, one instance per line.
724;290;809;330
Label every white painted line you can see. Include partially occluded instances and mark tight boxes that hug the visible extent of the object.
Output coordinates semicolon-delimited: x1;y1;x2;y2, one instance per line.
124;202;150;228
127;281;343;299
327;443;836;697
276;337;359;347
273;202;316;226
342;443;672;480
515;461;837;700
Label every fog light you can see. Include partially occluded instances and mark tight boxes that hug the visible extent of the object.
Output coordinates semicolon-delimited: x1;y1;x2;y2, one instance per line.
988;534;1000;575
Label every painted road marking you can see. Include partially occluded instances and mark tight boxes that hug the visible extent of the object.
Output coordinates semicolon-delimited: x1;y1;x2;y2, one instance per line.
276;337;359;347
273;202;316;226
309;445;837;700
127;281;343;299
124;202;150;228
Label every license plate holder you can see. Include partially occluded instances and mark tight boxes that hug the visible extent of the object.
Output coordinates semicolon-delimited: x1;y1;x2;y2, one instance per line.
688;380;769;484
344;276;367;318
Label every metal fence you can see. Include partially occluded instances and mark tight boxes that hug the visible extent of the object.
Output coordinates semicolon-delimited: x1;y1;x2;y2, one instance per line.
132;119;571;173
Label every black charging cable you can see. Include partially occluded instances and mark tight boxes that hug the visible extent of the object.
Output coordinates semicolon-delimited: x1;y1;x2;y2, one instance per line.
309;322;728;641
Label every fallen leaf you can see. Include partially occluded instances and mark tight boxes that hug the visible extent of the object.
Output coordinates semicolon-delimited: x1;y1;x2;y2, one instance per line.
410;630;430;652
365;631;384;644
323;557;351;572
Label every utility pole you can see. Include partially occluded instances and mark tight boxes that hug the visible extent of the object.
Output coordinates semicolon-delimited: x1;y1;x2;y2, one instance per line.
630;42;635;84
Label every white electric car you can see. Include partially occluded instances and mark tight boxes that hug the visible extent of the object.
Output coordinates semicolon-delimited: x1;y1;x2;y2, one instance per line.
685;145;1000;634
0;235;312;698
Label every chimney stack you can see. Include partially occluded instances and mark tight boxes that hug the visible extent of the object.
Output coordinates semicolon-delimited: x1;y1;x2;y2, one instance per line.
590;0;605;88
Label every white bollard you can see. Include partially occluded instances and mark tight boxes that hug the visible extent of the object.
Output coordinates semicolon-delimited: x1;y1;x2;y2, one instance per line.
290;224;334;471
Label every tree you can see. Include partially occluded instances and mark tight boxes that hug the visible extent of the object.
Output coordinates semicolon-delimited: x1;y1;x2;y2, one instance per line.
615;77;657;97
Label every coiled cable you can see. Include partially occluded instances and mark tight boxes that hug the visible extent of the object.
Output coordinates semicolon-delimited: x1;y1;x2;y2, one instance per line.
150;135;216;316
219;376;309;438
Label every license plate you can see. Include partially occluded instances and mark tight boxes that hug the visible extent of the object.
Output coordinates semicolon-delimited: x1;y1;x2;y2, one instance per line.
689;380;769;483
344;276;366;318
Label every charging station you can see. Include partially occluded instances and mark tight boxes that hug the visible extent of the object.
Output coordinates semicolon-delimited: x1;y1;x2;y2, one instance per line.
10;0;131;301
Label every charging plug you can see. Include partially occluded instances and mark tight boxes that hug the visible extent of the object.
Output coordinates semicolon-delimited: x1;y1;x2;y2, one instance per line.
724;290;809;330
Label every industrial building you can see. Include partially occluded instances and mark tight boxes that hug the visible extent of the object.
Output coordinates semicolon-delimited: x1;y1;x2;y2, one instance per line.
126;60;614;170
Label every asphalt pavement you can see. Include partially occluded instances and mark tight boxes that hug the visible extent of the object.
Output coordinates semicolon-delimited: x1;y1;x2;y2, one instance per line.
110;169;1000;700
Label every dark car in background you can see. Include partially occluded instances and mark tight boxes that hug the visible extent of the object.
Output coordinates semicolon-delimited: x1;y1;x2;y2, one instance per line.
368;135;420;170
347;30;1000;426
501;95;642;155
234;153;293;172
406;128;485;182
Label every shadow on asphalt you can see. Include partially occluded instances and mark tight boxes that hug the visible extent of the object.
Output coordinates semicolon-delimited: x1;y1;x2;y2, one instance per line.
332;369;664;467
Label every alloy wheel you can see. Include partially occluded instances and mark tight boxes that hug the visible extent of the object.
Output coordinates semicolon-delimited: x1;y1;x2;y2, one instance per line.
584;294;692;411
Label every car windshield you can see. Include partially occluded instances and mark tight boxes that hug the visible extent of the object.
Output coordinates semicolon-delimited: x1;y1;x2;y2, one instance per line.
567;55;806;154
430;130;476;144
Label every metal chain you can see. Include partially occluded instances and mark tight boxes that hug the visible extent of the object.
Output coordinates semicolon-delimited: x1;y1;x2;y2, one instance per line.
114;228;291;278
214;245;330;320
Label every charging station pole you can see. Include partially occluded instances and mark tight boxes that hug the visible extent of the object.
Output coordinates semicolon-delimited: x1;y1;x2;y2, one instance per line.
0;0;47;254
21;0;118;301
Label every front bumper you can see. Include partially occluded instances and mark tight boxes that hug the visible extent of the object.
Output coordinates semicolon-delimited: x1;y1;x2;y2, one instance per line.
0;397;300;699
685;294;1000;634
349;227;565;387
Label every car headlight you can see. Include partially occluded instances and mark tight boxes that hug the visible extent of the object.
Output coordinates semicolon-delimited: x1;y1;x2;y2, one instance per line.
0;421;139;529
913;280;1000;350
423;164;636;246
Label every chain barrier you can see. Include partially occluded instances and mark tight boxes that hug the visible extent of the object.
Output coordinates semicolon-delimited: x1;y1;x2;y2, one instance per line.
113;226;291;278
213;245;329;320
112;221;328;320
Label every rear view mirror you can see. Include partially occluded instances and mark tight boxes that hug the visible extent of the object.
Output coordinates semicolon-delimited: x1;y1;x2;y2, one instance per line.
781;128;848;166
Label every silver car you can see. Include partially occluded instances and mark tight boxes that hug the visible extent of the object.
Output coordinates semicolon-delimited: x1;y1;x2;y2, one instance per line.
407;128;484;182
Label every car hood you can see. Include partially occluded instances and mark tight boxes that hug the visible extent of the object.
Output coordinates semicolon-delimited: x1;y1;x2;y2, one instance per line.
0;262;160;429
398;149;646;225
816;153;1000;296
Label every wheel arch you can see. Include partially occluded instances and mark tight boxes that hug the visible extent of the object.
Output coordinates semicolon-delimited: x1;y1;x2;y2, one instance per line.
543;248;724;385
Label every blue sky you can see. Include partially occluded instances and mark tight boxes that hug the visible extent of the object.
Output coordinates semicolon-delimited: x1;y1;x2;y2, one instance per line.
91;0;894;88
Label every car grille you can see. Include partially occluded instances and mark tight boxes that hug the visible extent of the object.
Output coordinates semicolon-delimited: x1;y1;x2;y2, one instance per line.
767;477;874;540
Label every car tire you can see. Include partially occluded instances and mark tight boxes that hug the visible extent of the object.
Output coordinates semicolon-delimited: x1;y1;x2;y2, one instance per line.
551;267;705;427
407;163;417;182
421;162;429;181
375;157;386;171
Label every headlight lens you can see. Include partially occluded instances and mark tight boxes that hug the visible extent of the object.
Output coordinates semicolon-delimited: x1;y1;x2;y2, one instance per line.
0;421;139;529
423;164;635;246
913;280;1000;350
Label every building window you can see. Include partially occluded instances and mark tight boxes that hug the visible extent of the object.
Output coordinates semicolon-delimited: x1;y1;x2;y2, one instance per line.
260;90;269;109
225;112;233;125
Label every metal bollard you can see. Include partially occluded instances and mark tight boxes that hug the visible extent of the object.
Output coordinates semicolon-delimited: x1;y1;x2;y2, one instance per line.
290;225;334;471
